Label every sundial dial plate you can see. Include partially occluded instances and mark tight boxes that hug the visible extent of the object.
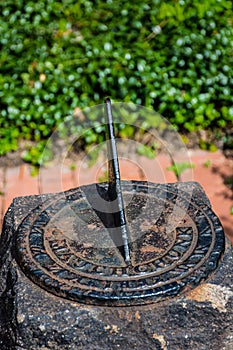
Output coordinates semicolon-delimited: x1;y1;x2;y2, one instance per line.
15;181;225;306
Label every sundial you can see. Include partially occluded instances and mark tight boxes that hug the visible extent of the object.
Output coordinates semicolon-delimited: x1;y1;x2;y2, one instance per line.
15;98;225;307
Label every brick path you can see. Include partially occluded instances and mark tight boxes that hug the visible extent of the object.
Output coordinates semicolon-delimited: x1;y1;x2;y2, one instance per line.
0;149;232;244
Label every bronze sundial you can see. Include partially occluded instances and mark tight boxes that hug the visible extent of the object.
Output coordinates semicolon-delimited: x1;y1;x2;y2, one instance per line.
15;99;225;306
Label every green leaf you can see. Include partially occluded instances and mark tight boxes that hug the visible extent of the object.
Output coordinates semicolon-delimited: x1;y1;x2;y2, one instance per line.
136;144;156;159
167;162;195;179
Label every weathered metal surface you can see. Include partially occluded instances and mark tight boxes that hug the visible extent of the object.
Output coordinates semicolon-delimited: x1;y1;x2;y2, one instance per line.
14;181;225;306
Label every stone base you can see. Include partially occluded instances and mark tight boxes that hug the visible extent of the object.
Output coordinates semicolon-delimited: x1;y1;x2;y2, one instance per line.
14;245;233;350
0;184;232;350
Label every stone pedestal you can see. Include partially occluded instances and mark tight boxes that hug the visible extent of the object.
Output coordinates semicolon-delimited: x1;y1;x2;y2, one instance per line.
0;186;232;350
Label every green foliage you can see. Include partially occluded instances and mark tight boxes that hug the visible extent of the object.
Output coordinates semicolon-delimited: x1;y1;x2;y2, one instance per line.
199;139;218;152
86;143;104;167
0;0;233;163
69;163;76;171
136;143;157;159
224;176;233;187
203;159;211;168
98;169;108;183
167;162;195;180
22;140;51;165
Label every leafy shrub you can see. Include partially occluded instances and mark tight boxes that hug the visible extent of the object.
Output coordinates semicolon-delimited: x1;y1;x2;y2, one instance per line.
0;0;233;162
